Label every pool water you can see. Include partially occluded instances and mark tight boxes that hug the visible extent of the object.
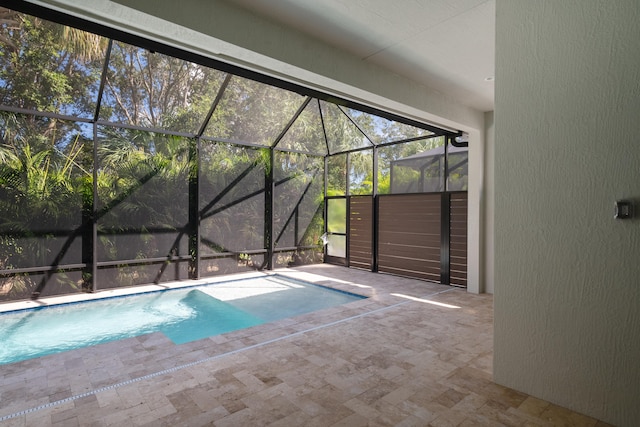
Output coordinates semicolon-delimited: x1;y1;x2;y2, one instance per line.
0;275;364;365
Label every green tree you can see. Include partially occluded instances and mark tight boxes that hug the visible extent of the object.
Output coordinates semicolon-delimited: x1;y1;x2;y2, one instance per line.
101;41;226;133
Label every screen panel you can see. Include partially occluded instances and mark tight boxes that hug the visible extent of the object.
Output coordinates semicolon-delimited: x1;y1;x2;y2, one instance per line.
95;127;191;286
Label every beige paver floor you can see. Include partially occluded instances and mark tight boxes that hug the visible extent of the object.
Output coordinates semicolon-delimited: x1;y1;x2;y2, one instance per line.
0;265;612;426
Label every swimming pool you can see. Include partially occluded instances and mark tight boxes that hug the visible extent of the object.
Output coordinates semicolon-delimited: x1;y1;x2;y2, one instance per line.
0;275;365;365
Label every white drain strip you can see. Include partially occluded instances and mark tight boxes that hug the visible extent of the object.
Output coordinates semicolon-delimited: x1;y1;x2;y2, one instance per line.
0;288;456;422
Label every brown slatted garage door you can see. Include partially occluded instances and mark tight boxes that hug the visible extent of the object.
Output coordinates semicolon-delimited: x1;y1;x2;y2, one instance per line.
348;196;373;270
377;194;441;282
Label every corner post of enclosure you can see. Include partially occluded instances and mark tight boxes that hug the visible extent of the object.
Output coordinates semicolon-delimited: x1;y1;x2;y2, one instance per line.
188;138;200;279
323;156;329;261
265;148;275;270
372;146;379;272
345;153;350;267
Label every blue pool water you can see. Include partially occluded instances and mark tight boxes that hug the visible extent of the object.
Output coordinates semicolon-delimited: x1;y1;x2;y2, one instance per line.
0;275;364;365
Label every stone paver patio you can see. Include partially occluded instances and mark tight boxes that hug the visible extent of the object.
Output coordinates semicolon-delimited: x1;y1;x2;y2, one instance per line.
0;265;611;426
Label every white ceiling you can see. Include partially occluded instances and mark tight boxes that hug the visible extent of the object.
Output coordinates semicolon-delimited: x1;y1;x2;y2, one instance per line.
223;0;495;112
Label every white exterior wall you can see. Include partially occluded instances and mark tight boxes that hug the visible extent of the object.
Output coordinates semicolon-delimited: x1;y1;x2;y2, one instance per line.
466;127;484;294
483;111;494;294
494;1;640;425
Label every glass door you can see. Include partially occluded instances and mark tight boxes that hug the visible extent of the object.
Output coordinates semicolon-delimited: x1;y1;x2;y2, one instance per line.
325;197;347;265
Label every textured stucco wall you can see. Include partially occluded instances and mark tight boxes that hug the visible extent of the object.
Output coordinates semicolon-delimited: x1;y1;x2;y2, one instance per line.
483;111;494;294
467;127;484;294
494;1;640;425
